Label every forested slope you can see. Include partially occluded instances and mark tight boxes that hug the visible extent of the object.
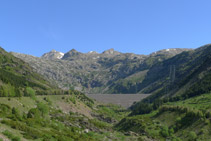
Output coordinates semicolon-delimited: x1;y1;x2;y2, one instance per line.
115;45;211;140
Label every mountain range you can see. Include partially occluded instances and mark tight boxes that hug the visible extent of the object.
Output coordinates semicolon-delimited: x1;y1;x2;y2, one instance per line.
12;48;191;94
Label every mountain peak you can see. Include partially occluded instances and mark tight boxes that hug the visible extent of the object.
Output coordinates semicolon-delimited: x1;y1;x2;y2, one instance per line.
69;49;78;53
150;48;192;56
66;49;81;55
102;48;120;55
51;49;57;52
87;51;98;54
41;50;64;60
62;49;83;59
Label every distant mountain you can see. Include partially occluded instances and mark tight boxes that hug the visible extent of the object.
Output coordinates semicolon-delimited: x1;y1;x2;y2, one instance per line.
139;44;211;102
41;49;64;60
102;48;121;56
12;48;190;93
150;48;191;56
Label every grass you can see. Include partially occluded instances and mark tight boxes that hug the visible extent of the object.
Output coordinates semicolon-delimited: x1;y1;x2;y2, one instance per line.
2;130;21;141
0;97;36;114
168;92;211;112
0;94;137;141
95;104;129;121
0;123;26;141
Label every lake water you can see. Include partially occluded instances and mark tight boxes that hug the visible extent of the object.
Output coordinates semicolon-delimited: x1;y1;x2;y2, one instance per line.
86;94;150;108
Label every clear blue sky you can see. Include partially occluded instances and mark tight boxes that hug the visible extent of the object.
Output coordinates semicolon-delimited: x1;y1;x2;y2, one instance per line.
0;0;211;57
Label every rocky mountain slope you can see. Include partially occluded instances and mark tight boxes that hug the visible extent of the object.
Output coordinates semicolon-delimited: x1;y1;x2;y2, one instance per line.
129;44;211;120
12;48;190;94
139;44;211;102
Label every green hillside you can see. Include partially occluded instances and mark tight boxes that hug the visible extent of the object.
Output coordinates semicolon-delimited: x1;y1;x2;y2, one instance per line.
127;45;211;130
114;44;211;140
140;44;211;101
116;92;211;140
0;47;55;97
0;93;139;141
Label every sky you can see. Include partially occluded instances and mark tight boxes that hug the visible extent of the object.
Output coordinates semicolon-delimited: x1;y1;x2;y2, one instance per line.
0;0;211;57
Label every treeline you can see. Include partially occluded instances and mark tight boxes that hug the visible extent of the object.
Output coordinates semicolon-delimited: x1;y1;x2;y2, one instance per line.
182;72;211;99
112;81;139;94
158;105;211;119
130;97;174;115
0;68;90;97
131;71;211;115
0;69;48;90
157;105;211;134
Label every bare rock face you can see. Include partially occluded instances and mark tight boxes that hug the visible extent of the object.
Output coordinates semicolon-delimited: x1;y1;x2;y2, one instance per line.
41;50;64;60
102;48;121;56
12;48;192;94
150;48;191;57
62;49;83;60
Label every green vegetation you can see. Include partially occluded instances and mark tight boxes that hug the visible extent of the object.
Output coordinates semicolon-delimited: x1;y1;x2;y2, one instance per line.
94;104;129;122
0;47;55;97
116;92;211;140
0;95;137;140
2;130;20;141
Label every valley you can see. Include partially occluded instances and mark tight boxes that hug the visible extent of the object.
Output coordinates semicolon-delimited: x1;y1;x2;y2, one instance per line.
0;44;211;140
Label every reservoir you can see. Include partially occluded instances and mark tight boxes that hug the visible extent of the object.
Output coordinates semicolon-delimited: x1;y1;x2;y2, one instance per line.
86;94;150;108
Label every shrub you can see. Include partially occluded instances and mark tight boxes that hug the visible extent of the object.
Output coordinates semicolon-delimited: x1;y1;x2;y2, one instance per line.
12;107;21;120
37;102;49;117
25;87;36;100
69;97;76;104
131;102;153;115
188;131;197;141
169;128;174;136
160;126;169;137
27;108;41;118
2;130;21;141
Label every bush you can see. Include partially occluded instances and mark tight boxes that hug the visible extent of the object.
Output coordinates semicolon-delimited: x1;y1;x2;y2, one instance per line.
2;130;21;141
25;87;36;100
69;96;76;104
37;102;49;117
131;102;153;115
12;107;21;120
188;131;197;141
27;108;41;118
160;126;169;137
169;128;174;136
